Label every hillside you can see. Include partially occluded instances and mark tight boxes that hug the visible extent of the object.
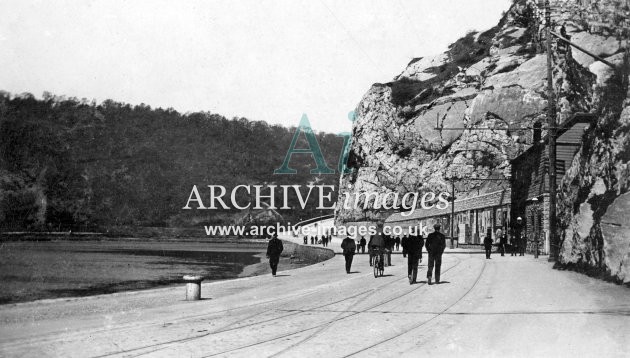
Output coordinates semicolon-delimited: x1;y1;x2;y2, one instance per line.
0;92;344;230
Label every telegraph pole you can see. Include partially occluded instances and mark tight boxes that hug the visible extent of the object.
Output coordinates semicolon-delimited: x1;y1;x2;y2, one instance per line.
450;179;455;249
545;0;558;261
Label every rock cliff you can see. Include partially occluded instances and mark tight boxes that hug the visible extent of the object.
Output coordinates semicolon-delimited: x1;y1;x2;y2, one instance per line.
336;0;630;283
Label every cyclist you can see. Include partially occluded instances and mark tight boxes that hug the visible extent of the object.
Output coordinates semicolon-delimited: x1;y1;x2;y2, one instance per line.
369;223;386;271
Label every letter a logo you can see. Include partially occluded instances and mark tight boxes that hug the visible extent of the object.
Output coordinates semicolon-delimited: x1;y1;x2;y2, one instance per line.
274;114;335;174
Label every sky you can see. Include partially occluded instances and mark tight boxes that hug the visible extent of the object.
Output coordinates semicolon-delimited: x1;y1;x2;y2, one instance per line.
0;0;511;134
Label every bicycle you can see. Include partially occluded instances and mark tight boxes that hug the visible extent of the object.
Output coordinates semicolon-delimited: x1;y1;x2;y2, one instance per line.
373;252;384;278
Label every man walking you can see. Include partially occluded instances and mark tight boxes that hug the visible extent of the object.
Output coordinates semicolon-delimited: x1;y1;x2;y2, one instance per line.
341;235;357;273
510;233;518;256
425;224;446;285
483;230;493;259
360;236;366;254
401;234;409;258
497;228;506;256
513;217;525;256
403;231;424;284
266;234;284;277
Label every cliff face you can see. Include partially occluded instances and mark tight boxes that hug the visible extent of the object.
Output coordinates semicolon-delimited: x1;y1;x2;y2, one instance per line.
336;0;630;282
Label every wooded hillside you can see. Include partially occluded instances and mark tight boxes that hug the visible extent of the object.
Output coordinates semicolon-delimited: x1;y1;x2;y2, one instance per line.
0;91;344;230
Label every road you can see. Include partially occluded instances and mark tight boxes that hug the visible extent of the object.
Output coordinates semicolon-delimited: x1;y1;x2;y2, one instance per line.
0;238;629;357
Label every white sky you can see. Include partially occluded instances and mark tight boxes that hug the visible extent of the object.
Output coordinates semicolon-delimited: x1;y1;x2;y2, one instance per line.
0;0;511;133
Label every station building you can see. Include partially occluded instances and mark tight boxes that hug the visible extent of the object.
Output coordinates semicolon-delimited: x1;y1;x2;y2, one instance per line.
377;113;593;254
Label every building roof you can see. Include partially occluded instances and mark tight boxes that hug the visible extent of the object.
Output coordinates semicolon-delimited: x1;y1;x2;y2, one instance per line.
386;188;511;223
512;112;594;163
512;112;594;201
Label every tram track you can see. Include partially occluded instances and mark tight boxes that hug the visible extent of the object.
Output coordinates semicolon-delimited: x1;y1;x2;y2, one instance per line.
198;255;472;357
341;257;487;357
100;258;424;358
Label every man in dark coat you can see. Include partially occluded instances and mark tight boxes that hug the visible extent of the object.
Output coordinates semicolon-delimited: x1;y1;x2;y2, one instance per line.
341;236;357;273
401;234;409;258
384;233;395;266
360;236;367;254
425;224;446;285
266;234;283;277
403;232;424;283
514;217;525;256
497;228;507;256
483;230;493;259
510;232;518;256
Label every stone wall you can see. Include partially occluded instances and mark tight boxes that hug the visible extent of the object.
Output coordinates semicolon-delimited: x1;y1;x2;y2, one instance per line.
282;240;335;263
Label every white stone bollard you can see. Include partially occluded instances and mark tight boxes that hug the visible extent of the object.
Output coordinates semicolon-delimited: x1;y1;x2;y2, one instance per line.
183;275;203;301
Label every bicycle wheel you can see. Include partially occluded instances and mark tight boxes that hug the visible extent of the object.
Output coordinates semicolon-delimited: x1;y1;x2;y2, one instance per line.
373;257;379;278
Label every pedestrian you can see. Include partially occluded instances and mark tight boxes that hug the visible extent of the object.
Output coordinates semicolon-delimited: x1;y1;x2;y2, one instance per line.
368;235;375;266
513;217;525;256
497;228;506;256
384;233;394;266
483;231;493;259
403;231;424;283
303;235;308;245
401;234;409;258
266;234;284;277
360;236;366;254
510;232;518;256
341;235;356;273
425;224;446;285
395;236;401;251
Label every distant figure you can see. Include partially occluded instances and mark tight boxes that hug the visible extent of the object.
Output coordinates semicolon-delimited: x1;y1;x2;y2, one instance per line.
303;235;308;245
425;224;446;285
403;232;424;283
266;234;284;277
401;234;409;258
395;236;401;251
341;236;357;273
510;233;518;256
530;232;540;259
321;235;326;247
310;236;315;245
483;231;493;259
514;216;527;256
368;235;375;266
497;228;506;256
384;233;394;266
360;236;366;254
513;217;524;256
